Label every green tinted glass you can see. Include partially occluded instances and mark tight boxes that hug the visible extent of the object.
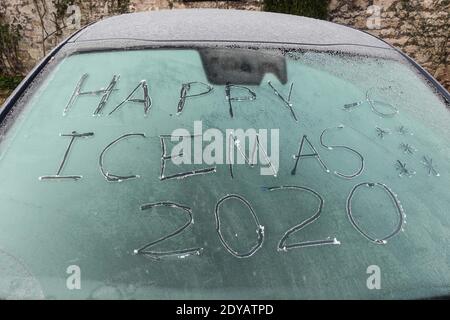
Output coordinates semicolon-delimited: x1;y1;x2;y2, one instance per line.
0;49;449;299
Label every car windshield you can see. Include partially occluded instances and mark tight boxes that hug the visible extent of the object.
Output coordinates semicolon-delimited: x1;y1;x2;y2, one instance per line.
0;48;449;299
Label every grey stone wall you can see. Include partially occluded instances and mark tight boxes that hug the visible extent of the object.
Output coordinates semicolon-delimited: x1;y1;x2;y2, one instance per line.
329;0;449;91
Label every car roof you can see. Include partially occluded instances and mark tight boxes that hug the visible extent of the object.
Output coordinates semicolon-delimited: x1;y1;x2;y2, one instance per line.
70;9;391;50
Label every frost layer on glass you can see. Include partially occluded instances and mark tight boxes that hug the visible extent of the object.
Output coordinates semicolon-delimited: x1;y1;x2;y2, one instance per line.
0;49;449;299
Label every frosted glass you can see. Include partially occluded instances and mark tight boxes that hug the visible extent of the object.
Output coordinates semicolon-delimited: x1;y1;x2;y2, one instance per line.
0;49;448;299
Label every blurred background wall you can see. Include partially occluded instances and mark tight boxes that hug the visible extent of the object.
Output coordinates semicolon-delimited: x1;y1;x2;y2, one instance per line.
0;0;449;103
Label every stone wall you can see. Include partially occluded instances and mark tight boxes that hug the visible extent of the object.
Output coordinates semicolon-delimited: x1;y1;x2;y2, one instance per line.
0;0;449;98
329;0;449;91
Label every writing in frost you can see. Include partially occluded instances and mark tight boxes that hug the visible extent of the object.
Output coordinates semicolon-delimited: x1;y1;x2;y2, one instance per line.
36;73;427;260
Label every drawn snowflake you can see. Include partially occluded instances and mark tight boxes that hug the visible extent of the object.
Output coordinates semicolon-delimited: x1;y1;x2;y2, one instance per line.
399;143;416;155
376;127;390;139
395;160;416;177
422;156;440;176
397;126;412;136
